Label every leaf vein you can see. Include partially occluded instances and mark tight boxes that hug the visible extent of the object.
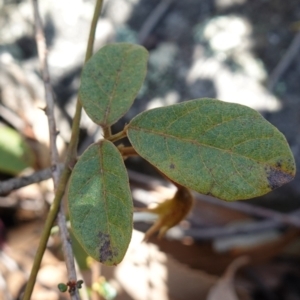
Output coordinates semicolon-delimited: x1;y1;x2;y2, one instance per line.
130;127;282;169
230;155;256;192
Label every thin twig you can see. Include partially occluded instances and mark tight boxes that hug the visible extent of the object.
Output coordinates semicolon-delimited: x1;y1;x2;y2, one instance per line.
2;164;299;239
196;194;300;228
0;168;52;195
22;0;104;299
184;219;288;240
268;31;300;91
128;170;300;229
74;260;90;300
138;0;174;45
32;0;79;298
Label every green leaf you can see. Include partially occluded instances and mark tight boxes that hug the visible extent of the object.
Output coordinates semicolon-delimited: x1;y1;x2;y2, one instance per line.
68;140;133;265
127;98;296;201
79;43;148;127
70;231;89;270
57;283;68;293
0;126;34;175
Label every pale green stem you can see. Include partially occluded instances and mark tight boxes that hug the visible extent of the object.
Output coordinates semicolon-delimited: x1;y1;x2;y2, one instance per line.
108;125;129;143
103;126;112;139
22;0;103;299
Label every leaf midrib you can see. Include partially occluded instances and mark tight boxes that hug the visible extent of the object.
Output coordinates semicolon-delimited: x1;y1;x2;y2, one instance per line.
128;126;287;172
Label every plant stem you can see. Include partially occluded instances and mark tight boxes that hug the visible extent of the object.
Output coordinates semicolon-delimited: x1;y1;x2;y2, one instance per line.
0;167;53;195
108;125;128;142
22;167;71;300
85;0;103;62
22;0;104;299
32;0;80;297
103;127;112;139
118;146;139;157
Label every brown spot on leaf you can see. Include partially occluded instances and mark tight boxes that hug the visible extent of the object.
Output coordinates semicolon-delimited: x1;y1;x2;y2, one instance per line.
170;163;175;169
266;167;294;190
98;232;118;263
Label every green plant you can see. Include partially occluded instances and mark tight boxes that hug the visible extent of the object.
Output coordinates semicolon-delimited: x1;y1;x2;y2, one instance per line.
18;1;296;298
68;42;296;267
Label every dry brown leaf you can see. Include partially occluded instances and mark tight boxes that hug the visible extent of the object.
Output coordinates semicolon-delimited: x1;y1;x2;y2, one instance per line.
206;256;250;300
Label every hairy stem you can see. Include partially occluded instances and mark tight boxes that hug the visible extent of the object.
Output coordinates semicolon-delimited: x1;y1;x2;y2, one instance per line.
22;0;103;299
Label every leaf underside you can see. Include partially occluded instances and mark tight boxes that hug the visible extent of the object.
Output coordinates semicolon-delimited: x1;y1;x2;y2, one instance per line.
79;43;148;127
127;98;296;201
68;140;133;265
